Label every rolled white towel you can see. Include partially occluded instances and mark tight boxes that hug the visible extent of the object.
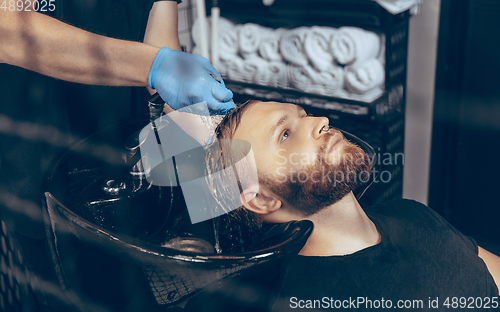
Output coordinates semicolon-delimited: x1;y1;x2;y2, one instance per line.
309;65;344;97
217;54;228;77
330;27;381;66
242;58;272;86
191;45;206;58
280;27;309;67
218;16;234;30
269;62;288;88
193;17;239;69
219;57;245;82
238;23;268;59
287;65;316;93
258;29;284;62
304;26;336;71
219;24;240;60
344;59;385;94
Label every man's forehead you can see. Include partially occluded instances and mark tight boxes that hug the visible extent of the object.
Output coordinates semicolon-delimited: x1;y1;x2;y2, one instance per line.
248;101;296;114
234;101;298;138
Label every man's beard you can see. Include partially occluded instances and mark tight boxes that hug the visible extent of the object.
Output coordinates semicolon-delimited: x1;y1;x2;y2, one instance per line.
262;133;372;216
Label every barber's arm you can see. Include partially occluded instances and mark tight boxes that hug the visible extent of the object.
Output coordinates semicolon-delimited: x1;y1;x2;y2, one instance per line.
143;0;181;96
144;1;182;51
0;7;234;111
0;10;158;87
142;1;234;111
478;247;500;294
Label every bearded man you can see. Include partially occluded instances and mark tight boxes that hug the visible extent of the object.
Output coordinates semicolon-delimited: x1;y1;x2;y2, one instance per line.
206;100;500;311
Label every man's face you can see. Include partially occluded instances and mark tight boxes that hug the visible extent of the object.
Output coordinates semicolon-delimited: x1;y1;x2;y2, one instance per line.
233;101;370;215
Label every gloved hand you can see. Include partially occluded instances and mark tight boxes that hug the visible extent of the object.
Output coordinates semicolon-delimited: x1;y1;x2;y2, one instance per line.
149;47;234;111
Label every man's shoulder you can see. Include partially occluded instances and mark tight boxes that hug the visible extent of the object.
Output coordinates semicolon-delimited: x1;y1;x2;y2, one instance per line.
365;198;431;219
365;198;453;235
366;198;478;253
369;197;426;208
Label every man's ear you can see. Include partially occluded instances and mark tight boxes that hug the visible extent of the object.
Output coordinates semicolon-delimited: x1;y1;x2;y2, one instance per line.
240;184;281;215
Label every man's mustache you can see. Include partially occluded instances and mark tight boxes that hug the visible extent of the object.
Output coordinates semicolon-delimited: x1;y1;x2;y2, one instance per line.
318;131;343;155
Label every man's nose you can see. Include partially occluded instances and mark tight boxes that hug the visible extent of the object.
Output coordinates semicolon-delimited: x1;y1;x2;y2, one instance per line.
310;117;329;140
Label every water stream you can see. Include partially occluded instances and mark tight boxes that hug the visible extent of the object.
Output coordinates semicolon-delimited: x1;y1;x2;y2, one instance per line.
212;218;222;254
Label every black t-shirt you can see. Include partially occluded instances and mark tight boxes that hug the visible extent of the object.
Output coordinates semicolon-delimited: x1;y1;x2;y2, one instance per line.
271;199;499;311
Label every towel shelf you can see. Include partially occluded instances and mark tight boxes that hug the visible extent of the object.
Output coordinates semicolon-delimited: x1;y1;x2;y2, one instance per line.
226;80;404;124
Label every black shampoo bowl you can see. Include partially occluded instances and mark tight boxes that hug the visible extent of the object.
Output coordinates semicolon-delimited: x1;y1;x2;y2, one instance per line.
42;117;314;312
42;116;375;312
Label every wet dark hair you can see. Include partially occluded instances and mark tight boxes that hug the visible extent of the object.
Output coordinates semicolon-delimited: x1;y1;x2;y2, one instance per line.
204;100;264;253
212;100;259;143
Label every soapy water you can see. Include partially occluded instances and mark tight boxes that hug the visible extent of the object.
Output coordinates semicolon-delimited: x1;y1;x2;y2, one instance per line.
213;217;222;254
140;101;258;225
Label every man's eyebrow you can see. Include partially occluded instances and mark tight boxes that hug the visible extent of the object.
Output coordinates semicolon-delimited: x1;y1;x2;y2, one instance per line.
269;106;305;139
269;114;288;139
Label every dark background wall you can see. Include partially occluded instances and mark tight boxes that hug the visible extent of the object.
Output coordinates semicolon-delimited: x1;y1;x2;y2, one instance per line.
430;0;500;247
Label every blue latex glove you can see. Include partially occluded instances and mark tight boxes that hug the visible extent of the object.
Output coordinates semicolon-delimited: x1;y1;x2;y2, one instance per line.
149;47;234;111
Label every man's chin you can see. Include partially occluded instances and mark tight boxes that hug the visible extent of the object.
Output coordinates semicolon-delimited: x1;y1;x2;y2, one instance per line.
295;152;370;215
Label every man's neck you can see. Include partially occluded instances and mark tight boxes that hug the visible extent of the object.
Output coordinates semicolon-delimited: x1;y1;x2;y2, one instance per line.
298;192;380;257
